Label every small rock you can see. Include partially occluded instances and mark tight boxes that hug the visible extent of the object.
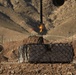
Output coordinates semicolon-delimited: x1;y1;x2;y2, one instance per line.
0;68;3;74
8;66;12;69
44;74;47;75
72;60;76;64
67;72;73;75
11;70;15;74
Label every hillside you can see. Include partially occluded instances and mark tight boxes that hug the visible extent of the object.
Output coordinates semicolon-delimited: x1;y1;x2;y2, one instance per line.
0;0;76;75
0;0;76;42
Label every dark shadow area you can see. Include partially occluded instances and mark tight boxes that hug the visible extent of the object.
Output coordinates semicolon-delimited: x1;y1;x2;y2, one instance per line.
0;12;11;21
27;20;47;35
0;12;28;33
0;45;4;52
37;36;44;44
24;0;32;3
20;13;47;35
8;0;13;8
29;62;71;64
0;4;3;6
53;0;65;6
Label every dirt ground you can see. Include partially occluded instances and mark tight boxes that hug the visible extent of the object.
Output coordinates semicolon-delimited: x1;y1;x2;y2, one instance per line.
0;36;76;75
0;63;76;75
0;0;76;75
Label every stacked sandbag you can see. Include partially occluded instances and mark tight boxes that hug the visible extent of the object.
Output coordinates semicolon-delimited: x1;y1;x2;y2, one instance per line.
18;43;74;63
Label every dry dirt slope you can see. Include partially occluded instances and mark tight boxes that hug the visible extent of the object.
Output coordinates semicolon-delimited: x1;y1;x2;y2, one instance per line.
0;26;28;43
0;0;76;42
0;0;76;75
46;0;76;40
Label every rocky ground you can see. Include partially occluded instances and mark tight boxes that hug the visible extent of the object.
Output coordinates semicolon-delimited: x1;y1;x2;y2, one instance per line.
0;0;76;75
0;63;76;75
0;36;76;75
